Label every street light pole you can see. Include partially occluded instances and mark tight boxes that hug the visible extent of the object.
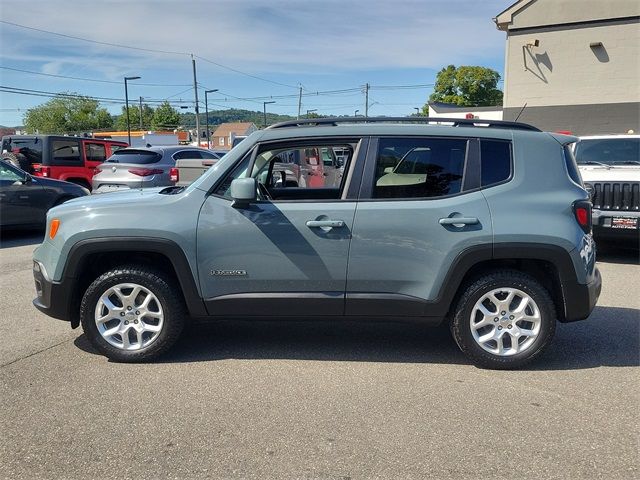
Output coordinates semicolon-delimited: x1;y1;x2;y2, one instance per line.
414;107;420;115
139;96;144;130
204;89;218;149
306;109;317;118
354;109;359;117
263;101;275;128
124;76;140;145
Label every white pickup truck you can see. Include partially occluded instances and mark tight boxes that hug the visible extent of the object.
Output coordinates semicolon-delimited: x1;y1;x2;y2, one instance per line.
175;151;225;186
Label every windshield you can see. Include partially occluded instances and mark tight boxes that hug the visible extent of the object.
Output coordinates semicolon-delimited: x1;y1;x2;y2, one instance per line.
106;149;162;164
574;138;640;165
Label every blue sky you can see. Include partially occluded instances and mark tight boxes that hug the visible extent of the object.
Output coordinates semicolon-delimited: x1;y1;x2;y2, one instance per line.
0;0;509;126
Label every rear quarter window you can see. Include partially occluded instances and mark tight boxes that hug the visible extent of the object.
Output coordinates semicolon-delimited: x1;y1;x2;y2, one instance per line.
51;139;82;165
106;150;162;164
480;140;511;187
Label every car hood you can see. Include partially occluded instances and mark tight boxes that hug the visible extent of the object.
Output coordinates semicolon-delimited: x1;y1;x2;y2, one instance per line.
32;176;85;190
53;186;168;210
579;166;640;182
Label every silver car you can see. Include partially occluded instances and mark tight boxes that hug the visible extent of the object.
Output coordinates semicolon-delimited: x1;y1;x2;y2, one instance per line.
92;146;220;193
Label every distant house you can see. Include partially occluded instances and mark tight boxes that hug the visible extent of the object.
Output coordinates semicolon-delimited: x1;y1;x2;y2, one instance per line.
210;122;257;150
428;102;503;121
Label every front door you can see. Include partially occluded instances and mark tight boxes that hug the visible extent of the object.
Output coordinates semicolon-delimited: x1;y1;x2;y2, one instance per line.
196;138;365;317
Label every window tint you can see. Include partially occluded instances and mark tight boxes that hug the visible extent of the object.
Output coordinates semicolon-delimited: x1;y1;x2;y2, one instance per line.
201;151;220;160
2;138;42;165
574;138;640;165
106;149;162;165
480;140;511;187
51;140;81;165
173;150;203;160
85;143;106;162
374;138;466;199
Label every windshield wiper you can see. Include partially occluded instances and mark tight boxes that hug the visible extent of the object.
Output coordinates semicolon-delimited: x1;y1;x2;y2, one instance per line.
579;160;611;169
611;161;640;165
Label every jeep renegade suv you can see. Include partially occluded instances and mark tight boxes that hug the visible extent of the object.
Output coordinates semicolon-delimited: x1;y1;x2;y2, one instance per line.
32;117;601;369
1;135;127;190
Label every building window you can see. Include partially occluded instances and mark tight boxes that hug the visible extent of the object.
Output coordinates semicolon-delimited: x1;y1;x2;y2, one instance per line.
219;137;225;146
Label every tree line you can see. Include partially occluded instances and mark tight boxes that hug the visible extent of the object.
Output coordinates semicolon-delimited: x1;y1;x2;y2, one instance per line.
20;65;503;134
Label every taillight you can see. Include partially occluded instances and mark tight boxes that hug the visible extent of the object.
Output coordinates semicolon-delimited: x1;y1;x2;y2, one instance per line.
169;167;179;183
40;166;50;177
128;168;164;177
573;200;592;234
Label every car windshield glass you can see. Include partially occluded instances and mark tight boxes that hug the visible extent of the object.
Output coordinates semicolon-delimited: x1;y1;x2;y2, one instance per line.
574;138;640;165
105;149;162;164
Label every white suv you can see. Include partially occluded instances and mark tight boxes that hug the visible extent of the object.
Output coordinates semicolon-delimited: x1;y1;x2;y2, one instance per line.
574;135;640;242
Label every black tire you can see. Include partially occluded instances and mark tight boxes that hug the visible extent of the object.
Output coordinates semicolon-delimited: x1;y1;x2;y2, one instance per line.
1;152;30;172
80;265;185;362
450;270;556;370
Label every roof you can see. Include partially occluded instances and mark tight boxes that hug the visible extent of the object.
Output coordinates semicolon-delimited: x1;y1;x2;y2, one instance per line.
211;122;256;137
493;0;534;30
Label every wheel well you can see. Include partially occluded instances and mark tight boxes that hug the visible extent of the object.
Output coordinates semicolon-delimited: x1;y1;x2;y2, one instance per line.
70;251;183;327
451;258;565;321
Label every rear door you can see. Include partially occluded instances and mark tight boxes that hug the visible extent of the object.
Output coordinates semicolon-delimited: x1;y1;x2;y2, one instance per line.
346;136;493;317
48;138;83;183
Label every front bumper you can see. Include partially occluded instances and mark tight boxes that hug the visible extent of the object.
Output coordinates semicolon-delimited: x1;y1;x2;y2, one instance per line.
32;261;76;327
592;210;640;237
562;267;602;322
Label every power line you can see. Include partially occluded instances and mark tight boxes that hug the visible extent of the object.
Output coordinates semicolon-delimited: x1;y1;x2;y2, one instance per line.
0;20;300;90
0;66;191;87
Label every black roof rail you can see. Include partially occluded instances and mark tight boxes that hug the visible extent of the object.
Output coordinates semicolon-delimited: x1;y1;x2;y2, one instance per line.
266;116;541;132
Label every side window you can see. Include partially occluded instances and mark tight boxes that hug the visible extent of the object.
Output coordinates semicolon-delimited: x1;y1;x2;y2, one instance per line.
201;151;219;160
51;140;81;165
373;137;466;199
173;150;203;160
215;155;251;198
0;162;24;182
480;140;511;187
84;143;106;162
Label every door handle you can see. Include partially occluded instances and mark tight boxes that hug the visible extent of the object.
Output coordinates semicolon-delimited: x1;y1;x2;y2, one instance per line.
306;220;345;228
439;217;479;226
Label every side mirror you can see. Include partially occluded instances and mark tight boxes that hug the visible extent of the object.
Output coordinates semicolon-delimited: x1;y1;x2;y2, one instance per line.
383;167;394;174
230;178;257;208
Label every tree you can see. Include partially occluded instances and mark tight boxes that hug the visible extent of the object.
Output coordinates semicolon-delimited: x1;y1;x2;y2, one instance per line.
115;104;155;131
427;65;503;107
23;95;113;134
151;102;181;130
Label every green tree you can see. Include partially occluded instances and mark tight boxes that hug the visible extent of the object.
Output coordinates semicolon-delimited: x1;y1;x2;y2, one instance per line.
115;104;155;131
151;101;181;130
427;65;503;107
23;94;113;134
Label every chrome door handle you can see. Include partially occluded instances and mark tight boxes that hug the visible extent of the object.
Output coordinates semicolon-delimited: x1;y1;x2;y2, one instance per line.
306;220;345;228
439;217;479;226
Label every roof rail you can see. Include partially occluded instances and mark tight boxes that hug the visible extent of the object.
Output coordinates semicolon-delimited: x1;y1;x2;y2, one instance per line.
266;116;541;132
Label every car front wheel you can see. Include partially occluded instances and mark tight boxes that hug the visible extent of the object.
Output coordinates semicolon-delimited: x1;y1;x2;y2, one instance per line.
451;270;556;369
80;265;185;362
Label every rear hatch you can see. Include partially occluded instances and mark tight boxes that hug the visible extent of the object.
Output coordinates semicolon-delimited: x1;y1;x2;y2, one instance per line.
93;149;168;192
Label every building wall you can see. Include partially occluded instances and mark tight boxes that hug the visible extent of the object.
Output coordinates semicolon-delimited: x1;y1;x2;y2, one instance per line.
503;19;639;108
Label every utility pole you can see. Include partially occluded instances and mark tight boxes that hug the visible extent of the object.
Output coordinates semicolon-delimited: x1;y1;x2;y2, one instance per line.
191;54;200;145
297;85;302;120
364;82;370;118
139;97;143;130
263;101;275;128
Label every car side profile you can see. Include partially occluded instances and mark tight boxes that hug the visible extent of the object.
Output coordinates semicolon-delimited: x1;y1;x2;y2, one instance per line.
0;159;89;229
32;117;601;369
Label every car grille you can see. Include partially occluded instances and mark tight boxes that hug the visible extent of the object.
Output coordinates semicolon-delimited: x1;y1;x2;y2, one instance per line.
590;182;640;211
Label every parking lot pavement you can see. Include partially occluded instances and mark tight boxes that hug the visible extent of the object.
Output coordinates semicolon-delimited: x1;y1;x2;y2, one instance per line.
1;233;638;479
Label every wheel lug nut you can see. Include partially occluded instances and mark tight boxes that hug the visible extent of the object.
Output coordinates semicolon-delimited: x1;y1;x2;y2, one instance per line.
134;320;139;324
135;311;140;315
508;324;512;329
509;315;514;320
501;311;506;315
498;326;503;330
127;306;132;311
120;312;125;317
124;320;129;325
494;317;499;322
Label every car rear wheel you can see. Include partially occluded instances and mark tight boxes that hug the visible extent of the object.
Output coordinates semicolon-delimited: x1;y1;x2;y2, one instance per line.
451;270;556;369
80;265;185;362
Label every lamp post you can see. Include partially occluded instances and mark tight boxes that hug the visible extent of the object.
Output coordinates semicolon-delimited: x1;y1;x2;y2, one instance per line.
414;107;420;115
306;109;317;118
204;89;218;149
139;96;144;130
263;101;275;128
124;76;140;145
354;109;359;117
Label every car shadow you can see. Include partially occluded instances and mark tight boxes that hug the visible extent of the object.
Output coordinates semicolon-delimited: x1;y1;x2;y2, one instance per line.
596;244;639;265
74;305;639;370
0;229;44;249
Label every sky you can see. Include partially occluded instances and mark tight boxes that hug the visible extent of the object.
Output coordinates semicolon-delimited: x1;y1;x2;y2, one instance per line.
0;0;509;127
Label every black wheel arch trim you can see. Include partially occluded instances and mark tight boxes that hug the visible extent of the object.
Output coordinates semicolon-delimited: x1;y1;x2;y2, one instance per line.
62;237;206;318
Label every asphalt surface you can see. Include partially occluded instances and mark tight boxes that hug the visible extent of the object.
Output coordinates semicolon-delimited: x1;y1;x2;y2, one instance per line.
1;230;638;480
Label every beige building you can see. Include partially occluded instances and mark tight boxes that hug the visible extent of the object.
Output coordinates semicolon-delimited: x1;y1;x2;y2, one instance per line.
495;0;639;134
210;122;257;150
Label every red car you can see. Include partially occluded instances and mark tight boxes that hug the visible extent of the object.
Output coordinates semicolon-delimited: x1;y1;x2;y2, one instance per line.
1;135;127;190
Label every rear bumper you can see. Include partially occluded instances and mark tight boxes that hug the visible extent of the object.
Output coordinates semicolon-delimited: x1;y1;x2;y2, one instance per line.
562;267;602;322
